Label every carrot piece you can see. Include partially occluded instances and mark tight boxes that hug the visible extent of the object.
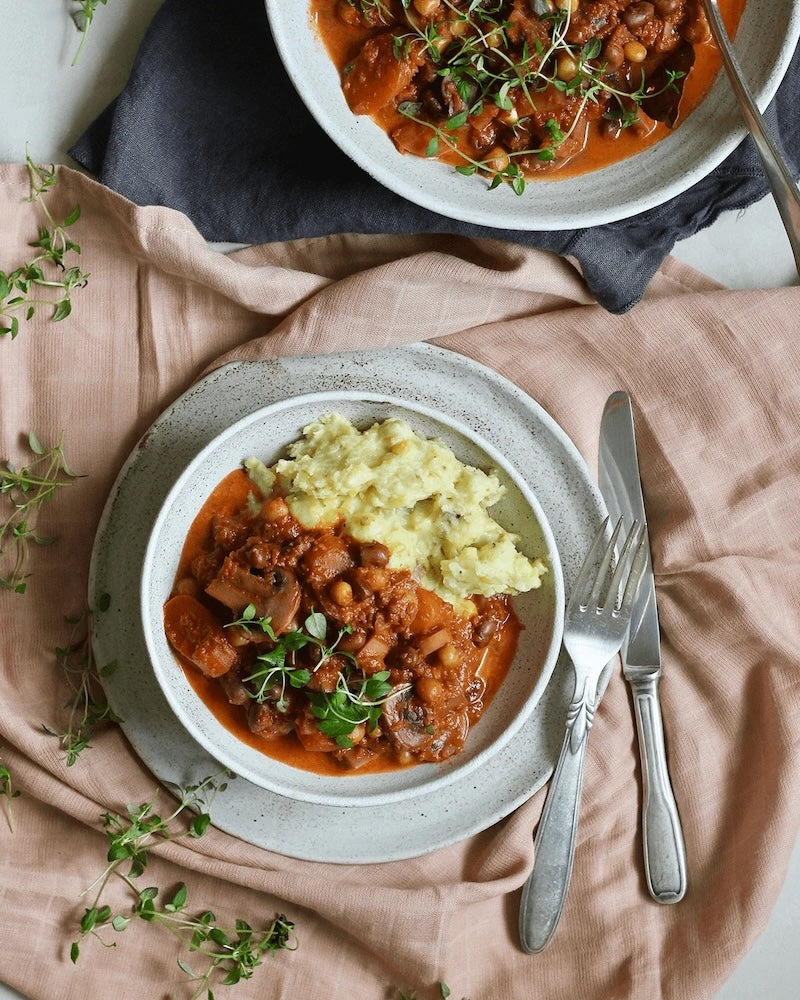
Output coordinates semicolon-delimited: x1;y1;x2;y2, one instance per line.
163;594;238;678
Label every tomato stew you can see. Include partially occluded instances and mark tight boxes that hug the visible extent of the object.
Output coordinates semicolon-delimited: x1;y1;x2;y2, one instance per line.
163;469;521;777
310;0;745;182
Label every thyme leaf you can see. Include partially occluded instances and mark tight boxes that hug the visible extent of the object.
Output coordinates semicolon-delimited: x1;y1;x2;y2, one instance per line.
0;151;89;339
0;430;80;593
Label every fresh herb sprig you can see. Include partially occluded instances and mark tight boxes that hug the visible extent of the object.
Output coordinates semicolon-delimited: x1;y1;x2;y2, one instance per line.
71;0;109;66
0;152;89;339
0;430;80;594
0;750;20;832
43;594;121;765
73;774;296;998
74;775;228;951
230;607;356;706
228;606;406;747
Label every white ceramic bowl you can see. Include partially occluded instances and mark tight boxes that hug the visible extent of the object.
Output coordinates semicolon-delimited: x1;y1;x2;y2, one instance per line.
141;391;564;807
264;0;800;230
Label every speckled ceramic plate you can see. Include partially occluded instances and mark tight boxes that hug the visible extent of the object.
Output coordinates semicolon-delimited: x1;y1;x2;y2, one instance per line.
264;0;800;230
89;344;604;863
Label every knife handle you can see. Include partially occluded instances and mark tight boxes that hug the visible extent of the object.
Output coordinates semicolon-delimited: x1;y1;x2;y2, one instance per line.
631;676;688;903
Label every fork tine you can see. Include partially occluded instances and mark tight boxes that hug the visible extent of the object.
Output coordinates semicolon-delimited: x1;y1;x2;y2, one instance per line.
587;517;623;609
602;519;641;611
618;524;649;617
570;516;612;608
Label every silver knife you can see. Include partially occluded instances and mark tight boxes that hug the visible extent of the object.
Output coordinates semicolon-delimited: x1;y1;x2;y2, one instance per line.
598;391;688;904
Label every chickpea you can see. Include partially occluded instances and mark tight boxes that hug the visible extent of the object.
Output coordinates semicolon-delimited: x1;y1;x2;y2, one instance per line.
556;53;579;80
413;0;440;15
497;105;519;126
655;0;681;12
624;40;648;63
484;146;510;173
417;676;444;704
330;579;354;606
262;496;289;522
438;642;462;668
449;16;469;36
484;29;504;48
348;723;367;745
555;0;579;12
174;577;199;597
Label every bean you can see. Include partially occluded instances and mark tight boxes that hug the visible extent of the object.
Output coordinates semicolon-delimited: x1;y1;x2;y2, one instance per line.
330;579;353;606
484;146;510;173
438;642;462;668
262;496;289;522
174;577;199;597
655;0;681;13
413;0;440;15
417;676;444;704
623;2;655;29
603;41;625;69
473;618;497;647
624;40;648;63
557;53;579;80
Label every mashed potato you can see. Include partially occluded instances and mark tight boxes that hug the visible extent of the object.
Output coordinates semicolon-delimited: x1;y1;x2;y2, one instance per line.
245;413;546;611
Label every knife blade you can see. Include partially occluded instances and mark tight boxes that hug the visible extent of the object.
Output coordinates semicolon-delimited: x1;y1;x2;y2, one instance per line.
598;391;687;904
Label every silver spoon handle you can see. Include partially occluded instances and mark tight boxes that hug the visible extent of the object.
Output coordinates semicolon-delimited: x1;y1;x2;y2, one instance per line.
701;0;800;275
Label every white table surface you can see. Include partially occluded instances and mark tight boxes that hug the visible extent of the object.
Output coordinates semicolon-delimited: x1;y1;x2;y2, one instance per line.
1;3;798;999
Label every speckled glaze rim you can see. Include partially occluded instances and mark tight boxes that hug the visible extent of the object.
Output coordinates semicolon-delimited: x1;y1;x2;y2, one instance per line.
89;344;604;863
141;390;565;808
264;0;800;230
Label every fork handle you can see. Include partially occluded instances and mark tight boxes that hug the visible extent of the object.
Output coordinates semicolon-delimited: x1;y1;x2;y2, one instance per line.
519;704;591;953
630;675;688;903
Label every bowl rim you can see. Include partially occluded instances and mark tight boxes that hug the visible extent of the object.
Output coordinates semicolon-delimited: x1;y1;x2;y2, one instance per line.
264;0;800;230
140;389;565;807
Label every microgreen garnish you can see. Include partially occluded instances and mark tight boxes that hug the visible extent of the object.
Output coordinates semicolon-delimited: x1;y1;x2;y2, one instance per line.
387;1;685;194
70;0;109;66
227;606;407;745
42;594;121;765
0;751;20;832
72;773;296;997
0;151;89;338
0;430;80;593
308;670;398;749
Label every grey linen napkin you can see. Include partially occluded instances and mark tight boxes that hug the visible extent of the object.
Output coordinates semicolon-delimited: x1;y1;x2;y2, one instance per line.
69;0;800;313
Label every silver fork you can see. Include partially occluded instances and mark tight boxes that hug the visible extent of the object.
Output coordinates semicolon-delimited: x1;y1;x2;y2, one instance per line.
519;516;648;954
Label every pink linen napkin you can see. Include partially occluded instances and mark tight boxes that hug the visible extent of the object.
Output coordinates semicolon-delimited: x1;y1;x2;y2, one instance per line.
1;162;799;1000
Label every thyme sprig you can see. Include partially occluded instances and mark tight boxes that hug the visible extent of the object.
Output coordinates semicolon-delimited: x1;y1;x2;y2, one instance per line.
0;750;20;832
42;594;121;765
71;0;109;66
0;430;80;594
72;775;296;998
0;152;89;339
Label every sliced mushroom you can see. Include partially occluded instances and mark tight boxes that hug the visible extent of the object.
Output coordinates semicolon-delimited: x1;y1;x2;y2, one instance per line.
205;555;301;634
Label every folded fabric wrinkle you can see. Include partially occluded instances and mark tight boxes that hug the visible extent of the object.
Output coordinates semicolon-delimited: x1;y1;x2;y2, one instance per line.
68;0;800;314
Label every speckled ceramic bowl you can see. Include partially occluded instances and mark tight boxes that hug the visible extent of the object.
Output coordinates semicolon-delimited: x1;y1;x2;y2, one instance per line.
141;391;564;807
264;0;800;229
